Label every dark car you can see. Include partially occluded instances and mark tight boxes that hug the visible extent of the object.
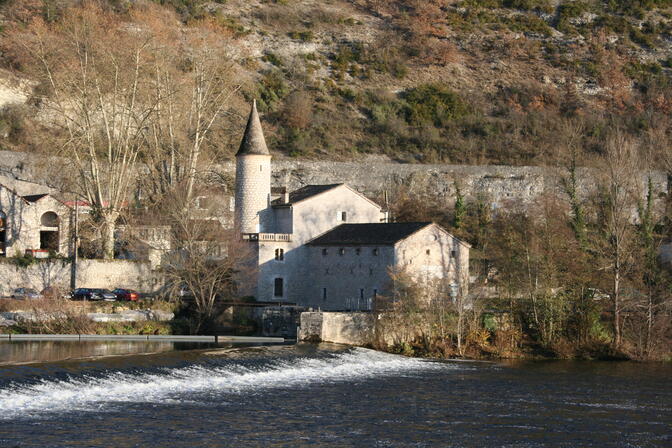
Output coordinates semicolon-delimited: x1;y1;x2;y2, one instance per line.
71;288;115;301
11;287;42;300
112;288;140;301
71;288;99;301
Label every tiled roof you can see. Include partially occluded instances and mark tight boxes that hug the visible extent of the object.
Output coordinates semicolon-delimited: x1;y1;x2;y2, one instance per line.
271;184;342;206
307;222;431;246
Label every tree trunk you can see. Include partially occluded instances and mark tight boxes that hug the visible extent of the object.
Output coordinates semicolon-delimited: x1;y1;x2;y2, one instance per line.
613;265;621;348
101;213;118;260
646;291;653;356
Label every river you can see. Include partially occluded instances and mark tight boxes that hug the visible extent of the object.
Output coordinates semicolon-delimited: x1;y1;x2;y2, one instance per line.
0;341;670;447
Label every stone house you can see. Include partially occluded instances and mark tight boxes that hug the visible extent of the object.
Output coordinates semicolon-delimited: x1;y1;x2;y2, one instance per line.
0;175;71;258
235;102;470;310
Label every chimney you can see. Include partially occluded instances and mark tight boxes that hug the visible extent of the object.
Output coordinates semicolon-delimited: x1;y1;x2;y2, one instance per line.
283;188;290;204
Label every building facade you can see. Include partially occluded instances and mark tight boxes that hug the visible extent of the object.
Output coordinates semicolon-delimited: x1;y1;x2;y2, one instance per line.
0;176;71;258
235;102;470;310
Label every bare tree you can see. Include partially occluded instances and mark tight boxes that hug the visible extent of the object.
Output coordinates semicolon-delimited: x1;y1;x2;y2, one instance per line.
11;4;159;258
142;20;240;209
158;190;253;333
596;132;640;348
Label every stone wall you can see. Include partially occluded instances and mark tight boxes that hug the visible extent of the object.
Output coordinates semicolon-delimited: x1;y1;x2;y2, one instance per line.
2;150;667;212
299;311;375;345
0;259;159;296
233;159;668;213
253;305;306;338
234;154;271;233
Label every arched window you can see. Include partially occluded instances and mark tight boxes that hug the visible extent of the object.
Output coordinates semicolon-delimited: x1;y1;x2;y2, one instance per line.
40;211;59;251
41;212;59;228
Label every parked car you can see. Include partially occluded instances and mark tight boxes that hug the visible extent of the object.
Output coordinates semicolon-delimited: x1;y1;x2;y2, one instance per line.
112;288;140;301
11;287;42;300
90;289;117;301
71;288;99;301
71;288;116;301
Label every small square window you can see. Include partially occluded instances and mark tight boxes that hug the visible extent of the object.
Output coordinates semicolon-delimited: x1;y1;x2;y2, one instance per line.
275;248;284;261
322;248;328;256
451;250;457;258
337;211;347;222
426;249;431;255
373;248;379;256
339;248;345;256
355;248;361;256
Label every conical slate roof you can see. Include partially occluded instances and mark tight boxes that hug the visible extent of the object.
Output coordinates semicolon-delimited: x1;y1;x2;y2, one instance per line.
236;100;270;156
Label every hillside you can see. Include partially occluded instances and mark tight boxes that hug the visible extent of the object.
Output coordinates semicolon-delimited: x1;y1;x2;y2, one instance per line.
0;0;671;166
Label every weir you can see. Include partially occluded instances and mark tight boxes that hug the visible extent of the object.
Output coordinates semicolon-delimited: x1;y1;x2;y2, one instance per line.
0;334;285;343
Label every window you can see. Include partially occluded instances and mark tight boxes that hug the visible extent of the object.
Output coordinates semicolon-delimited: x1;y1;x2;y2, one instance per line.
274;248;284;261
322;288;327;301
426;249;431;255
372;248;379;256
274;278;284;297
373;289;378;298
451;250;457;258
339;248;345;256
337;211;347;222
355;248;361;256
322;248;328;256
360;289;364;300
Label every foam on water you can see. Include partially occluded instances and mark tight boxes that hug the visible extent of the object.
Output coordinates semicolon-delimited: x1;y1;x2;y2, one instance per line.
0;348;449;420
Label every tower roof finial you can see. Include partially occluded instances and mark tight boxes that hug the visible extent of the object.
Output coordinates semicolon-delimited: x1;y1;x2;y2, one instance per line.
236;100;270;156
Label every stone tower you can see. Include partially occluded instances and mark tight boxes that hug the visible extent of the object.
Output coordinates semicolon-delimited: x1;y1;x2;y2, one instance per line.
234;100;272;234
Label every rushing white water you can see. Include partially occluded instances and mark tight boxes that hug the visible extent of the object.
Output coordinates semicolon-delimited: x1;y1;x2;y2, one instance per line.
0;348;449;420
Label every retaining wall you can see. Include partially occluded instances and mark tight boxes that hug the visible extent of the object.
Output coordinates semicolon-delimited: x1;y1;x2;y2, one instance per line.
299;311;375;345
0;259;159;296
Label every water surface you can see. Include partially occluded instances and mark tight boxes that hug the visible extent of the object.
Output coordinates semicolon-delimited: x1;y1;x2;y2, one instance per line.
0;342;670;447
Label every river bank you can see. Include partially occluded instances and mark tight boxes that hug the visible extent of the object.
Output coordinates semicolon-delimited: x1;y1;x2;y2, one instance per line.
299;311;672;362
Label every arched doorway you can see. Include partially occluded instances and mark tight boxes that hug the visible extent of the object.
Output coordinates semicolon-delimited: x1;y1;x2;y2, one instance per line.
40;211;59;252
0;211;6;257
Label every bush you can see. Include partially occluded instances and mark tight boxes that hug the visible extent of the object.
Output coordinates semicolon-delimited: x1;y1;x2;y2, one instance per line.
401;84;470;126
256;70;290;111
287;30;314;42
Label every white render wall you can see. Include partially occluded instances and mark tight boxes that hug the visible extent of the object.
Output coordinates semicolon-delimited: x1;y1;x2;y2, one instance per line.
254;185;384;302
290;185;383;245
234;154;272;233
395;224;470;298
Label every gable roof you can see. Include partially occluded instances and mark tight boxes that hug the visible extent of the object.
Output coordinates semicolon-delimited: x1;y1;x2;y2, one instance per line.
307;222;431;246
236;100;270;156
271;184;342;206
22;193;49;203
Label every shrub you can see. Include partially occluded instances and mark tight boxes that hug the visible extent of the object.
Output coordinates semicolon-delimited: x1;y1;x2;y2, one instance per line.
287;30;314;42
401;84;470;126
262;51;284;67
257;70;290;111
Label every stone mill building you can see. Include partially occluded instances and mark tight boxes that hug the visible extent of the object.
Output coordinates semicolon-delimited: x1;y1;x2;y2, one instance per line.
234;101;470;310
